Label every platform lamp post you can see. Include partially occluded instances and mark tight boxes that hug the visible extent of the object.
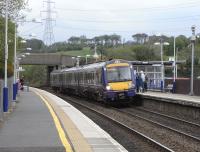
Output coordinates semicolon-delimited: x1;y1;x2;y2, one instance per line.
14;52;31;95
71;57;76;66
3;0;9;112
173;36;176;93
13;23;18;102
16;52;31;80
93;44;99;61
189;25;196;96
13;37;30;102
154;39;169;92
13;33;27;102
85;55;90;64
16;57;22;81
77;56;81;67
13;19;41;101
175;47;179;78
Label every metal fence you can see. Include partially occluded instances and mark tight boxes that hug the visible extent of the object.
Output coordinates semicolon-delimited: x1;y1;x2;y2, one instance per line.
165;78;200;96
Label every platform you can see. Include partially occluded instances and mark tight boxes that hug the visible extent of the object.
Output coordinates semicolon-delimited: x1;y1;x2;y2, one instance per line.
0;88;127;152
140;91;200;107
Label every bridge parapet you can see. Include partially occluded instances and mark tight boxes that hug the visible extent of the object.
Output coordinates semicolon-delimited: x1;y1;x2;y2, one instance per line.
19;53;74;67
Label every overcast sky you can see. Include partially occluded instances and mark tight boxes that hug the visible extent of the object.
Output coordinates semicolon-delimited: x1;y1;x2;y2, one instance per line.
18;0;200;42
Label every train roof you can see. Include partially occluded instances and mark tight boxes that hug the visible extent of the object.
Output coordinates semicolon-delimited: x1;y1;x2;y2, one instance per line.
62;61;106;72
53;59;130;73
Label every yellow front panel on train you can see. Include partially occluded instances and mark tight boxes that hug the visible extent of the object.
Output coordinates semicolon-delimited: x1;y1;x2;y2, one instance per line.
108;81;132;91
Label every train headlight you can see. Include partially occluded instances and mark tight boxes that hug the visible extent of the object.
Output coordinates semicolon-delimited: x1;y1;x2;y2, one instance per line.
128;83;135;89
106;85;112;91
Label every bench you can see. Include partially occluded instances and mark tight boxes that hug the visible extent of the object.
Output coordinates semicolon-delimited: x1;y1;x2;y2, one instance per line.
165;84;173;93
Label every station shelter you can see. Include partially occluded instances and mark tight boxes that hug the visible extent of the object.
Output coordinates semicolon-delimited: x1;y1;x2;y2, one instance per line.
130;61;184;91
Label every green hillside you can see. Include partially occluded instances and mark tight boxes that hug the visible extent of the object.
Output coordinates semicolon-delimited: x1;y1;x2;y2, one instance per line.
59;47;95;57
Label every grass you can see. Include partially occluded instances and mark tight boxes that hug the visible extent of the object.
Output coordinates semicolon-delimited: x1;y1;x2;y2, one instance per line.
58;47;95;57
105;46;135;60
57;46;134;60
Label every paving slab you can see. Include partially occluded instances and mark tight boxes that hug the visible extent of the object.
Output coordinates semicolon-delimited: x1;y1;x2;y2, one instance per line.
0;91;64;152
0;88;128;152
34;88;128;152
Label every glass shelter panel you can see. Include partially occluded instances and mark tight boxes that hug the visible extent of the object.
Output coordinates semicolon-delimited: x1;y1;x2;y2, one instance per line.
135;65;162;90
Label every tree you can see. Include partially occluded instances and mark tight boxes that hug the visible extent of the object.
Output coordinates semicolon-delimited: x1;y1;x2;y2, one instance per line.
0;0;26;78
132;45;156;61
103;35;110;46
93;36;100;44
164;35;189;56
110;34;121;47
25;39;45;52
68;36;80;44
0;16;15;78
22;65;47;87
79;35;87;45
0;0;27;19
175;35;189;50
132;33;148;44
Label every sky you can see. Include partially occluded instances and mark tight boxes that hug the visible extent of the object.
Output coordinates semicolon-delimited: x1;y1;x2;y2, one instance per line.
18;0;200;43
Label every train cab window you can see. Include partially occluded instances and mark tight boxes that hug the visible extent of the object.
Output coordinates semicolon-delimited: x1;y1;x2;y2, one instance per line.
107;66;131;82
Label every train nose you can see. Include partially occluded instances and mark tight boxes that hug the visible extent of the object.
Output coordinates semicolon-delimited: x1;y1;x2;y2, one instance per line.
108;81;131;91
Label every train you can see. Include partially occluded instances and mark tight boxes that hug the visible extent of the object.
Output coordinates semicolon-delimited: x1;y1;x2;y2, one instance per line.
50;59;136;104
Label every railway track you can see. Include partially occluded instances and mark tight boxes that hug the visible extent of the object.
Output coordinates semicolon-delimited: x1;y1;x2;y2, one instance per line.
116;108;200;142
45;88;200;152
131;107;200;138
135;107;200;127
61;95;173;152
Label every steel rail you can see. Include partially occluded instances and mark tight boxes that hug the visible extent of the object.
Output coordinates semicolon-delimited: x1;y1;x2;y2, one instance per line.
135;107;200;127
64;96;174;152
115;108;200;142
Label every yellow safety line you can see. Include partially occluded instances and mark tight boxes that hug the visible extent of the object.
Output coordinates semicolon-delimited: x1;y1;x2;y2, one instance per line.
34;91;73;152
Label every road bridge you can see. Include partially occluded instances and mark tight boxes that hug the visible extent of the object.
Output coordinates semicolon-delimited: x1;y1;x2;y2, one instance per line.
19;53;74;66
18;53;75;85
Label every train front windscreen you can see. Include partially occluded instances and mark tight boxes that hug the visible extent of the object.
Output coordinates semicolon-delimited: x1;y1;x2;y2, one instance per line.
106;66;132;83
